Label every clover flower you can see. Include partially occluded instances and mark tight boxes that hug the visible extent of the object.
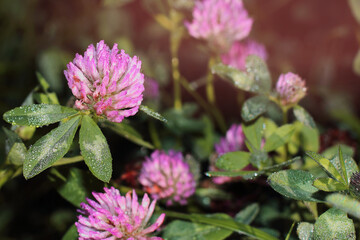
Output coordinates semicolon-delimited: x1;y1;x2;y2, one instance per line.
210;124;247;184
75;187;165;240
276;72;307;106
221;40;267;70
139;150;196;205
64;40;144;123
215;124;246;156
185;0;253;53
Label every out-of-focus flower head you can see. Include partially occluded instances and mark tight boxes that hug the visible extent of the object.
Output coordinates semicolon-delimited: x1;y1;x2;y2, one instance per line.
215;124;246;156
211;124;247;184
144;77;160;100
139;150;196;205
64;40;144;123
221;39;267;70
276;72;307;106
75;187;165;240
185;0;253;53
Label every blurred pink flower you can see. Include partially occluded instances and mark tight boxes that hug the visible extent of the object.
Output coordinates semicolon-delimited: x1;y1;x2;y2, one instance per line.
144;77;160;100
215;124;246;156
276;72;307;106
75;187;165;240
211;124;247;184
64;40;144;123
185;0;253;53
221;39;267;70
139;150;196;205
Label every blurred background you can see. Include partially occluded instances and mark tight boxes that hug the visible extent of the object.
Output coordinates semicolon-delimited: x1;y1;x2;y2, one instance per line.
0;0;359;239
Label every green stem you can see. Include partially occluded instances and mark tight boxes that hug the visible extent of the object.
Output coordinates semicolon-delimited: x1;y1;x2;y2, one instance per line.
170;8;182;110
237;89;245;109
283;107;289;160
162;210;278;240
149;120;162;149
180;77;227;133
0;167;16;189
206;56;216;104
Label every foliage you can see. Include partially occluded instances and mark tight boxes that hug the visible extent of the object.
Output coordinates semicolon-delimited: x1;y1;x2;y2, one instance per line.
0;0;359;239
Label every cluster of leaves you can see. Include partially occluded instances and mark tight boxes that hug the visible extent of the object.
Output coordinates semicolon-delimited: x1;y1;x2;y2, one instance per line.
1;1;360;240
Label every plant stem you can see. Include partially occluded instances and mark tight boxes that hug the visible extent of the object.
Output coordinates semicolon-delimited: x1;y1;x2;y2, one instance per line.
283;107;289;160
170;8;182;110
206;56;216;104
180;77;227;133
149;120;162;149
237;89;245;109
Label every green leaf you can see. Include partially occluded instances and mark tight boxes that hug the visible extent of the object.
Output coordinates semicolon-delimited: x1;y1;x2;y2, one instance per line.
193;116;215;159
57;168;103;207
3;127;23;155
23;116;81;179
163;104;204;135
297;222;314;240
206;170;260;179
3;104;79;127
195;188;230;202
313;177;348;192
313;208;355;240
322;144;354;159
140;105;167;122
264;124;295;152
329;152;358;185
268;170;321;202
80;115;112;182
242;117;264;151
212;64;254;92
234;203;260;225
208;157;300;179
61;224;78;240
212;55;271;94
36;72;50;92
164;211;278;240
298;124;319;152
326;193;360;219
241;96;269;122
305;151;345;184
7;142;26;165
216;151;250;171
262;156;301;172
338;146;348;185
163;219;232;240
249;151;269;169
293;106;316;128
102;121;154;149
34;93;59;105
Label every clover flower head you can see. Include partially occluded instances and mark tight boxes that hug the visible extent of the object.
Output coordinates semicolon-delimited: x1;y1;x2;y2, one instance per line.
215;124;246;156
221;39;268;70
276;72;307;106
64;40;144;123
185;0;253;53
211;124;247;184
139;150;196;206
75;187;165;240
